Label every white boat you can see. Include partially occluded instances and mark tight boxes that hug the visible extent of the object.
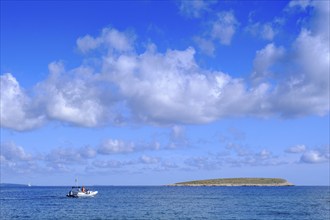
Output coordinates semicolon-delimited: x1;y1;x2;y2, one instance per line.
66;186;98;198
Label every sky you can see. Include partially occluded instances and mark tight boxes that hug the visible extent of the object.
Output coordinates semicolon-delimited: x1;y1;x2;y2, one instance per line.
0;0;329;186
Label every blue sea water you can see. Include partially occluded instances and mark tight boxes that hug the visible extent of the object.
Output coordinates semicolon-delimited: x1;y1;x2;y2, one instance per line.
0;185;329;219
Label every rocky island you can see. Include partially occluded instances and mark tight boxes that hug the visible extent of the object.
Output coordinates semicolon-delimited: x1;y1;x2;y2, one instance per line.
169;178;294;186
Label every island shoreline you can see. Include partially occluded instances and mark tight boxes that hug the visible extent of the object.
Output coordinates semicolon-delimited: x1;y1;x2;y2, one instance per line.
168;178;294;187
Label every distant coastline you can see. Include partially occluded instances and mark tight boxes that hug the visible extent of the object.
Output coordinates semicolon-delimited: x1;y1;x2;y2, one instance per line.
0;183;30;187
169;178;294;187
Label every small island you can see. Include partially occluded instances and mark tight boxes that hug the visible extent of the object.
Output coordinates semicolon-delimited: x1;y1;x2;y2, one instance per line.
169;178;294;187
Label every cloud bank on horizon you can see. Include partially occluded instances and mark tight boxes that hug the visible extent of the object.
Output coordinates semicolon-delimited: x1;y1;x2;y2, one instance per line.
1;0;329;185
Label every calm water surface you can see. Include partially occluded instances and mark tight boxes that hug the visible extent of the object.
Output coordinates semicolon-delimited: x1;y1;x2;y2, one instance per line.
1;186;329;219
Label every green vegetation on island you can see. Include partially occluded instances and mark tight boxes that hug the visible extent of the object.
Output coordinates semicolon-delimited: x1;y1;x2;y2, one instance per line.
170;178;294;186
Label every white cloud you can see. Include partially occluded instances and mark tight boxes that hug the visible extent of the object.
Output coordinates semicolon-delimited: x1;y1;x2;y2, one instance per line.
261;24;276;40
193;36;215;56
311;1;329;40
288;0;312;10
250;1;329;117
293;29;329;82
44;145;97;172
80;146;97;159
251;43;286;83
246;22;277;41
77;27;134;53
37;62;117;127
109;46;270;124
286;1;329;40
1;45;269;128
1;2;328;131
76;35;99;53
284;144;329;164
211;11;238;45
139;155;159;164
97;138;163;155
300;148;329;164
47;147;83;164
286;145;306;153
171;125;185;140
168;125;189;149
0;73;45;130
98;139;135;154
1;142;33;161
0;142;41;174
258;149;272;160
270;28;329;117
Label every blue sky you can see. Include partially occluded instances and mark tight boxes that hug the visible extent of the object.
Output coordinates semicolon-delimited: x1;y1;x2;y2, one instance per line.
1;0;329;186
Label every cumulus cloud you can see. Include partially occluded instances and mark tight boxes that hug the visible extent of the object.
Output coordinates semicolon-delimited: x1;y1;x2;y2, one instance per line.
98;139;135;154
0;142;41;174
1;62;122;130
80;146;97;158
211;11;239;45
139;155;159;164
286;145;306;153
250;1;329;117
285;0;329;40
251;43;286;83
300;147;329;164
2;136;163;175
77;27;134;53
0;73;45;130
191;9;239;53
311;1;329;40
1;46;265;129
37;62;122;127
97;138;163;154
1;1;329;132
246;22;277;40
46;145;97;165
284;144;329;164
1;142;33;161
1;137;165;175
287;0;312;11
193;36;215;56
108;46;270;124
270;29;329;117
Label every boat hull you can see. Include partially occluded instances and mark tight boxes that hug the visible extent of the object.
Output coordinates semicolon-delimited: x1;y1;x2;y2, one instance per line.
77;191;98;197
67;190;98;198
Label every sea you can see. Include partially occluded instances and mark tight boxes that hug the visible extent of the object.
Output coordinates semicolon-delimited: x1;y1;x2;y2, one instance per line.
0;185;329;219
